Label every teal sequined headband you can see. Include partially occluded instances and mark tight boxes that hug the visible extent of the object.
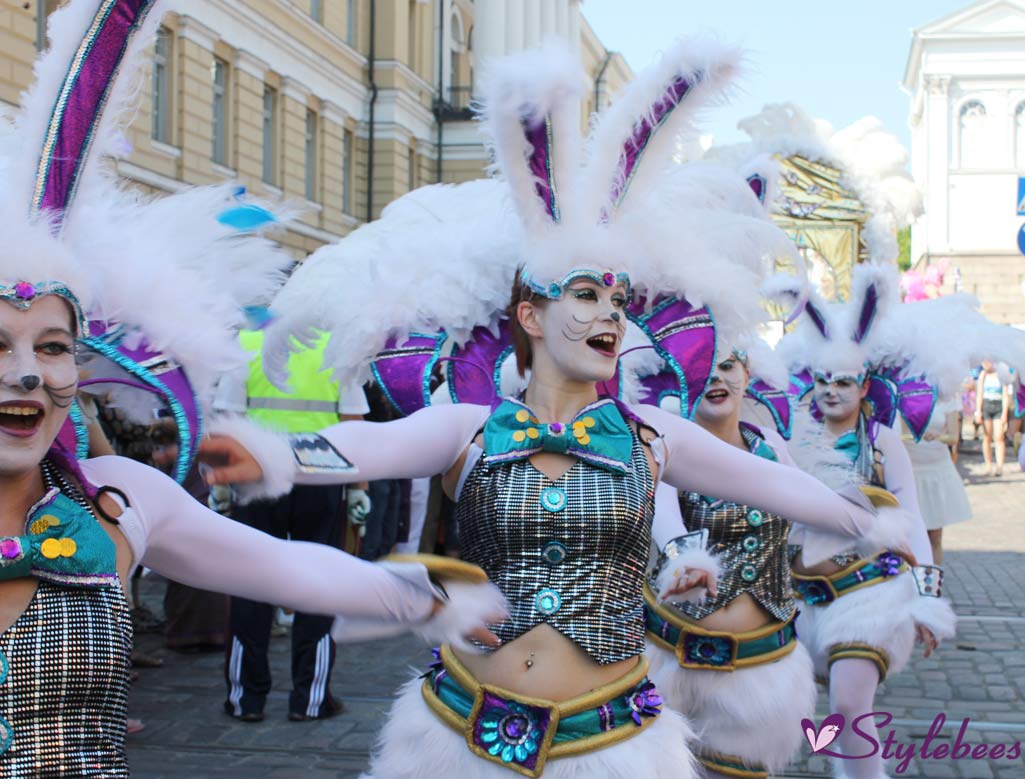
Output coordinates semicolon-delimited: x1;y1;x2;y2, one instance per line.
520;267;631;301
0;280;89;336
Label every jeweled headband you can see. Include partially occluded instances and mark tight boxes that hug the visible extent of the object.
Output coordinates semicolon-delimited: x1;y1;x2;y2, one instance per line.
520;267;631;301
0;280;88;336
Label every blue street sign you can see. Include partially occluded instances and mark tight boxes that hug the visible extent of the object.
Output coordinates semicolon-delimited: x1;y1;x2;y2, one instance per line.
1018;223;1025;255
1019;177;1025;216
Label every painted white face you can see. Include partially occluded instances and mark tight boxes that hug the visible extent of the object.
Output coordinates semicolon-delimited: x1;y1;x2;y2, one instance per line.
813;369;867;424
526;277;628;383
0;295;79;476
695;353;749;427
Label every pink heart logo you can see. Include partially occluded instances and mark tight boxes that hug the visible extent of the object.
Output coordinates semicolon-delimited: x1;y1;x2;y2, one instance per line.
801;714;845;753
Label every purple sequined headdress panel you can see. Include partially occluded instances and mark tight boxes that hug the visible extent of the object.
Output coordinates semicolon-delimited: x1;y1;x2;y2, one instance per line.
523;116;560;222
32;0;158;227
609;75;695;208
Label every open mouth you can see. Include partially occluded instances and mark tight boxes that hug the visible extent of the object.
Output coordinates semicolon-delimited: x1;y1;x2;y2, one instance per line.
586;333;618;358
704;387;729;403
0;403;44;437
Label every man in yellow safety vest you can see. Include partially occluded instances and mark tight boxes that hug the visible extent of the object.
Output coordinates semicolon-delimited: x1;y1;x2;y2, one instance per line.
214;329;370;722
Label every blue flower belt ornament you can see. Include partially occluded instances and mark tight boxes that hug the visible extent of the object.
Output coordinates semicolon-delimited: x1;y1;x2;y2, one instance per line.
483;398;634;474
0;488;117;588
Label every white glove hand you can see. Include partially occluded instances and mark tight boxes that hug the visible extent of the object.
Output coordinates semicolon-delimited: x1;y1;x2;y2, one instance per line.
347;488;371;535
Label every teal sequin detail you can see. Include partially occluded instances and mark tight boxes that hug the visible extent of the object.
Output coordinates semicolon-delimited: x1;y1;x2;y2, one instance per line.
0;648;10;755
540;487;567;513
740;564;759;582
541;541;568;565
745;509;764;527
535;589;562;615
742;534;761;553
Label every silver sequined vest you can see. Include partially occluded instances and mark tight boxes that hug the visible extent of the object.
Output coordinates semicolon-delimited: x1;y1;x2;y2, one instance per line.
0;580;132;776
675;426;795;622
456;433;655;664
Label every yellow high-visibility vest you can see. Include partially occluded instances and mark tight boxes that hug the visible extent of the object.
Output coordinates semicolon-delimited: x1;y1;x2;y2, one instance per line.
240;329;340;433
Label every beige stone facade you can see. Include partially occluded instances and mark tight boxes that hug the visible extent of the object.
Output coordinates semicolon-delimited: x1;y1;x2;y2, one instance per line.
1;0;632;259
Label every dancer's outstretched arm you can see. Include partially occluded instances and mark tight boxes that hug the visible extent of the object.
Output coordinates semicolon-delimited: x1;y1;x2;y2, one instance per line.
79;456;500;634
634;405;880;539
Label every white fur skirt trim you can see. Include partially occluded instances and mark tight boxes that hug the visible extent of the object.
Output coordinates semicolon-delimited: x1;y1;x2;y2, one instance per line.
796;573;917;679
646;641;816;774
361;673;698;779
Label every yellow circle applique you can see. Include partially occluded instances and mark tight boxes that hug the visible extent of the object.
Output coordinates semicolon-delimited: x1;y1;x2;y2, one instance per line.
582;417;596;428
577;434;591;446
59;538;77;557
515;409;530;423
29;515;60;535
526;427;540;440
512;430;526;443
572;422;586;435
40;538;62;559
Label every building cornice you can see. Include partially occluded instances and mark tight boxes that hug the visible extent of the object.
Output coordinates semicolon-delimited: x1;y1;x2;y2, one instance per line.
178;15;219;50
235;50;268;80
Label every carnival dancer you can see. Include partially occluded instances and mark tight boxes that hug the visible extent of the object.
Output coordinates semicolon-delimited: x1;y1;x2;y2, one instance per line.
0;2;502;775
202;42;912;779
774;264;1025;779
643;343;818;779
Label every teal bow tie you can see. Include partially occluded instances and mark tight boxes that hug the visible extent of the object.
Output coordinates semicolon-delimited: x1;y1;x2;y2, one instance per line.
0;488;117;588
482;398;634;474
834;430;861;464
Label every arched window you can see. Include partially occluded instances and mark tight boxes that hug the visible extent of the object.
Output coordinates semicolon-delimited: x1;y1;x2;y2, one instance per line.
1015;101;1025;169
449;9;466;107
958;100;987;168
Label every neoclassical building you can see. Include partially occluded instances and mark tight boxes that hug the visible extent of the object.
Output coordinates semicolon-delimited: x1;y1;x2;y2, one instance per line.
903;0;1025;325
1;0;631;258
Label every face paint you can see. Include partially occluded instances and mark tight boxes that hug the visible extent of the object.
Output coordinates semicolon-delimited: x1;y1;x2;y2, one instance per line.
813;369;867;425
529;277;628;383
0;295;79;476
695;351;749;427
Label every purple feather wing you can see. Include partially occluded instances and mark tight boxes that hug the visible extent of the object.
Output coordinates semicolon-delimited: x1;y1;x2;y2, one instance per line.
629;296;716;419
746;379;794;439
864;372;899;429
895;375;938;442
446;321;513;406
370;332;447;417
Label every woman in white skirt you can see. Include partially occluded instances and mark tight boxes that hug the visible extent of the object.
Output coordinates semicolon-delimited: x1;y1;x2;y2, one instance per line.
903;399;971;564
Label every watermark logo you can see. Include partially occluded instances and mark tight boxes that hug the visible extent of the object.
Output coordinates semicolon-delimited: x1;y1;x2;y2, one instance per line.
801;712;1022;774
802;714;844;753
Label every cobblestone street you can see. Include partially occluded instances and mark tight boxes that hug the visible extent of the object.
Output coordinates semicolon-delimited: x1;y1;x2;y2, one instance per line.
126;442;1024;778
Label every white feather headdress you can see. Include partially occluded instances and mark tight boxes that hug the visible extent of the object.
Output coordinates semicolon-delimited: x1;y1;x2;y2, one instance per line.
2;0;292;476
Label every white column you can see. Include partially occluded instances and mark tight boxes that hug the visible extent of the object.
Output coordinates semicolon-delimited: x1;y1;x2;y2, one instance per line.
555;0;569;38
924;75;951;252
567;0;581;56
505;0;524;52
475;0;507;64
540;0;557;41
524;0;541;49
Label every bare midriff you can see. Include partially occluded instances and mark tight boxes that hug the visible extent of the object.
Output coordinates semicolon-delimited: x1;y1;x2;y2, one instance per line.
689;591;781;633
452;624;637;700
791;550;845;578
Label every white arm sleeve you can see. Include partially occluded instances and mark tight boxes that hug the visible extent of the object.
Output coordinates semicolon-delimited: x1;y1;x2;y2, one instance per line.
80;457;435;623
876;423;934;566
651;479;689;549
631;404;877;537
301;403;491;484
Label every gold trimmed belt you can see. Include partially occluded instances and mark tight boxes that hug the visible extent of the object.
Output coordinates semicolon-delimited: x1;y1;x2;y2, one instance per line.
792;550;909;606
421;645;663;777
644;583;797;671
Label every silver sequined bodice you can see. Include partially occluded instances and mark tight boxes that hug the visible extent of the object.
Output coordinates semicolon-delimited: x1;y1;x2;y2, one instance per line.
456;433;654;664
674;426;795;622
0;580;132;776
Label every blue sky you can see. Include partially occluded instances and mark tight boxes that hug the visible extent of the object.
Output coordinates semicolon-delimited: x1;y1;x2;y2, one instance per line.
581;0;973;151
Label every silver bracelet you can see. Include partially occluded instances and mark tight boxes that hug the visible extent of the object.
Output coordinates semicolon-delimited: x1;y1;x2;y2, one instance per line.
912;564;943;597
288;433;357;475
